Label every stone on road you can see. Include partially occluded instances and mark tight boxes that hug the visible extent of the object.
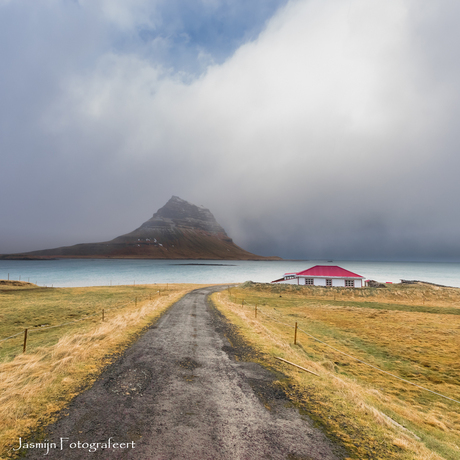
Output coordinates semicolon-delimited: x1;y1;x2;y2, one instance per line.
25;286;342;459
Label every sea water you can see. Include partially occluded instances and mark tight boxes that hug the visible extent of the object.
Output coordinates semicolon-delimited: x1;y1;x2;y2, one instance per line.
1;259;460;288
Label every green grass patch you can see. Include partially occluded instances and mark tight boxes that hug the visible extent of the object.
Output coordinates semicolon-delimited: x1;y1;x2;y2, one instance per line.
0;283;169;361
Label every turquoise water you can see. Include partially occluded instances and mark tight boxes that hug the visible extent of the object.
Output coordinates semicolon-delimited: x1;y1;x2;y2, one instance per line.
1;259;460;288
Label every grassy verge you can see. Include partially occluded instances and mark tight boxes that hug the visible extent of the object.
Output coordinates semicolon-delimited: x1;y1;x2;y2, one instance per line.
0;281;207;459
211;282;460;460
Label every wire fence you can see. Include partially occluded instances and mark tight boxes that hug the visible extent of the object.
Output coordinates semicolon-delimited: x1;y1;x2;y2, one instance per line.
229;294;460;405
0;289;168;349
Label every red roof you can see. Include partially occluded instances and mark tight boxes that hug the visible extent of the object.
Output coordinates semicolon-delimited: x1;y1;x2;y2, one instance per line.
294;265;363;278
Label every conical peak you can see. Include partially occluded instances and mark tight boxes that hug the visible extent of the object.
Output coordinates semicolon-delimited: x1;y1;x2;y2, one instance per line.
1;195;279;260
142;196;226;234
154;196;209;220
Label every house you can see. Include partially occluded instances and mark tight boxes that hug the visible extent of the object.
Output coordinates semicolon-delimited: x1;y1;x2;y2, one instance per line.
271;265;365;288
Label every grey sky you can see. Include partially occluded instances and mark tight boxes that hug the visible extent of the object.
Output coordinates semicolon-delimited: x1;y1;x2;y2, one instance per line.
1;0;460;261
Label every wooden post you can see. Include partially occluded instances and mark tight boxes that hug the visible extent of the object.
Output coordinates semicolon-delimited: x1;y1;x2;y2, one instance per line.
23;329;28;353
294;322;298;345
242;299;244;306
135;297;137;307
255;305;257;318
102;309;105;322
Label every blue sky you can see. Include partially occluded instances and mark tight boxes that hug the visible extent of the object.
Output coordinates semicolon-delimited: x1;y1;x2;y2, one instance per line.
2;0;460;261
131;0;288;73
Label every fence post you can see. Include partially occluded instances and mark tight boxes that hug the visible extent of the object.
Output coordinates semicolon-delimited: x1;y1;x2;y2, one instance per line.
102;309;105;322
294;322;298;345
255;305;257;318
23;329;28;353
135;297;137;307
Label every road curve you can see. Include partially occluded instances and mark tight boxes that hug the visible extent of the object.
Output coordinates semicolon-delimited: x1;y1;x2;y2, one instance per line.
23;286;342;459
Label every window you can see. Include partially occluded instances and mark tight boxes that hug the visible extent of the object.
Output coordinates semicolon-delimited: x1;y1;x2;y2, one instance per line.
285;275;295;280
345;279;354;287
305;278;314;285
326;279;332;286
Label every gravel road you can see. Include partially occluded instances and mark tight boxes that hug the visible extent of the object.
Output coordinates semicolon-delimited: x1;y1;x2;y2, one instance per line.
23;286;343;459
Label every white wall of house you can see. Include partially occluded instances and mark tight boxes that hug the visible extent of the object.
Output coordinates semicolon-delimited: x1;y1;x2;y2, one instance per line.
297;277;361;287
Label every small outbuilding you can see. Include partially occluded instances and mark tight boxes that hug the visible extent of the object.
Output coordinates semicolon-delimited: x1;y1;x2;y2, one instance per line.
271;265;365;288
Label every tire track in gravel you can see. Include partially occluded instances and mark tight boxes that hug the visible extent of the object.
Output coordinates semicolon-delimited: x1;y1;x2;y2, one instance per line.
23;286;344;459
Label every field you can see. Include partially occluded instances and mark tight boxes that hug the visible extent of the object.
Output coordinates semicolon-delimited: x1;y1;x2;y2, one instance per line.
211;282;460;460
2;279;459;459
0;281;205;459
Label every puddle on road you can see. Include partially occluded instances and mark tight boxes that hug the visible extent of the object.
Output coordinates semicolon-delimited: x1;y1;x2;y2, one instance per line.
105;367;152;396
176;357;201;370
177;357;200;383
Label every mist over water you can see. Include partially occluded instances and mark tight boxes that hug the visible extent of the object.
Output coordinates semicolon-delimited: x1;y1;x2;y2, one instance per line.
1;259;460;288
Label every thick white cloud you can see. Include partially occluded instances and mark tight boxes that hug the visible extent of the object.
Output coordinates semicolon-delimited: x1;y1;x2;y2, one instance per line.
2;0;460;259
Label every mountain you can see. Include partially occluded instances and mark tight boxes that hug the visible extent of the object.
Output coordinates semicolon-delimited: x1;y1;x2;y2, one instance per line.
2;196;280;260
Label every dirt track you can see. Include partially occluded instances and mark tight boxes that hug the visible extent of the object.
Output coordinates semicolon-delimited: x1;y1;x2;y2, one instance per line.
23;286;343;459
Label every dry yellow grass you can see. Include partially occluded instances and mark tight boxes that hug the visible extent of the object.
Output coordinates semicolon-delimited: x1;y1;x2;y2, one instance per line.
211;283;460;459
0;283;205;459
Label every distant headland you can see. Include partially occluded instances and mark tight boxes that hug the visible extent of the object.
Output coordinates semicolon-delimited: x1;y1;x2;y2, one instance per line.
1;196;281;261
